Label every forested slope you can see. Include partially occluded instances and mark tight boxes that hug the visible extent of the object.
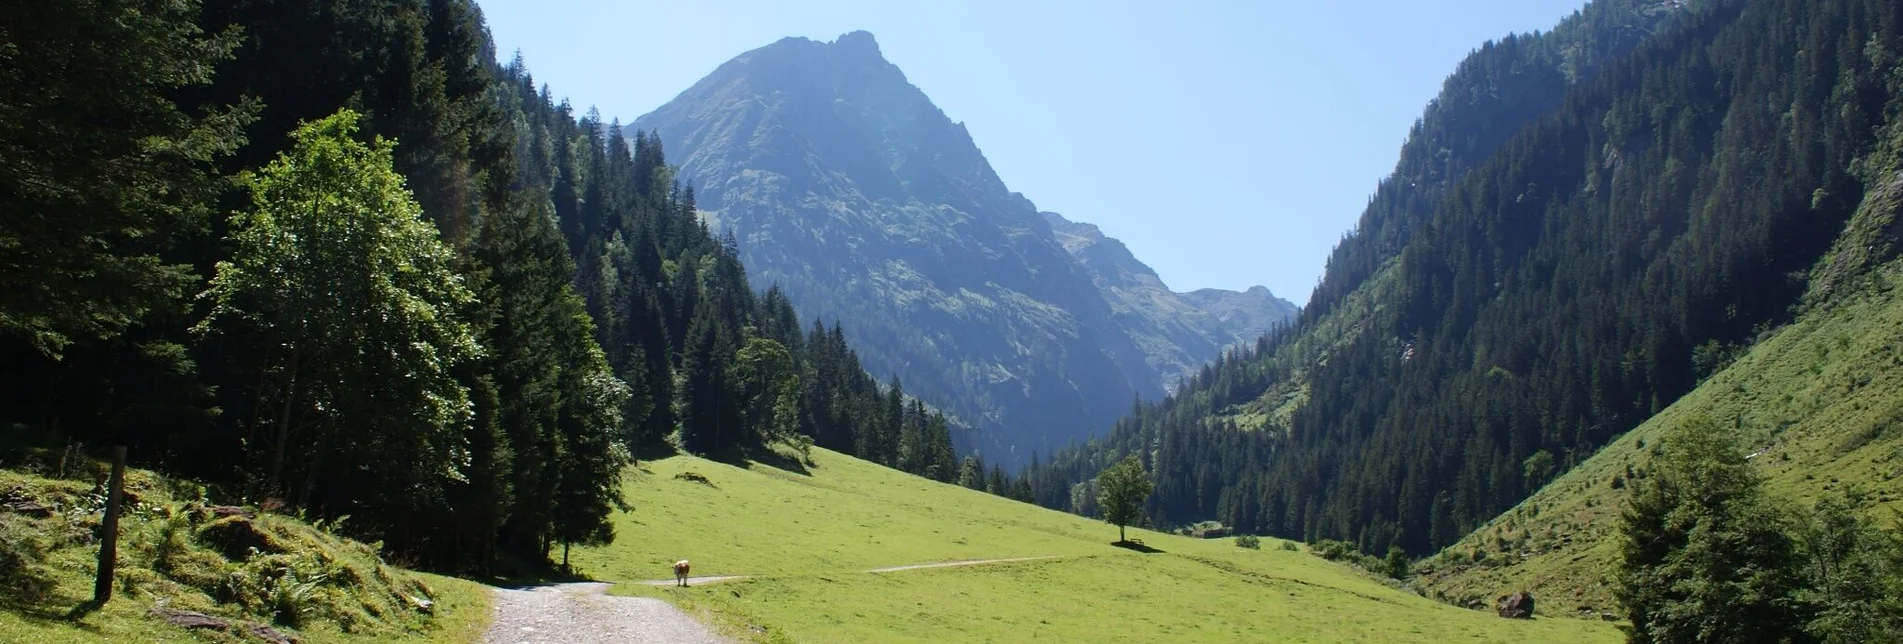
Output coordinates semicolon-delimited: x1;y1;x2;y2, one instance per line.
1417;129;1903;612
1023;0;1903;562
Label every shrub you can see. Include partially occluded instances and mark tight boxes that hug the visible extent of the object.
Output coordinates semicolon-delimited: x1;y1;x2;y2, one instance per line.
1235;534;1261;549
1280;540;1300;552
1384;546;1410;579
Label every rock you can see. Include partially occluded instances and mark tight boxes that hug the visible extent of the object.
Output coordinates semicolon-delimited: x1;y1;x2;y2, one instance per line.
149;607;228;630
2;500;52;517
402;593;434;614
1600;611;1619;622
209;505;255;519
1497;591;1536;619
245;621;299;643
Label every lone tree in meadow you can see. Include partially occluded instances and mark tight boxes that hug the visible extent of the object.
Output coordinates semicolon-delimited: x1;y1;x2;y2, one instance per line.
1096;455;1153;543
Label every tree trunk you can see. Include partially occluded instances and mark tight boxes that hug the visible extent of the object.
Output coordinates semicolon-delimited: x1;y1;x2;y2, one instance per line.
93;446;127;604
269;351;300;498
1119;524;1126;543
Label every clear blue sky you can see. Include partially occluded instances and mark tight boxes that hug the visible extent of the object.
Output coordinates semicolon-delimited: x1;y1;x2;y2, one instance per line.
476;0;1588;303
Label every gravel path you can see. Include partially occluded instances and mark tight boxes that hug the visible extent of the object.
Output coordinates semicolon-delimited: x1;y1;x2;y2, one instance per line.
863;555;1059;573
485;582;730;644
637;574;748;586
634;555;1063;586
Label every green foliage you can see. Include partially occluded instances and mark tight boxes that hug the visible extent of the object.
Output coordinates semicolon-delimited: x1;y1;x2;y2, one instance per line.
0;464;486;641
1524;450;1558;487
1235;534;1261;549
1615;415;1805;643
735;338;800;447
1096;455;1153;542
1422;241;1903;613
1796;491;1903;643
199;110;480;534
1385;546;1410;580
3;0;957;576
0;0;250;356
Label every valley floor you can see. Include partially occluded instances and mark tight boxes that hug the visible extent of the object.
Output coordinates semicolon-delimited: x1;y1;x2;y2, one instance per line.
566;449;1620;643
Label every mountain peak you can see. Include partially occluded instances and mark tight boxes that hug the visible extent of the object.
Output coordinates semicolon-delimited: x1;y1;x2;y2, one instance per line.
834;30;882;57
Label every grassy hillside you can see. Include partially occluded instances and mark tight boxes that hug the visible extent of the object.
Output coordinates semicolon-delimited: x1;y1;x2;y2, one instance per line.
572;448;1619;643
1417;258;1903;616
0;453;490;643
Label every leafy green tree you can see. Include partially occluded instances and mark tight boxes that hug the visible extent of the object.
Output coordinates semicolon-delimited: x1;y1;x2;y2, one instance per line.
1097;455;1153;543
1614;415;1804;644
198;110;479;515
1384;546;1410;580
734;337;801;449
0;0;249;355
1796;491;1903;643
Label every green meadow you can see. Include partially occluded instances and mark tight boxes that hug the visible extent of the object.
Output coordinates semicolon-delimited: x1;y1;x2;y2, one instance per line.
577;449;1620;643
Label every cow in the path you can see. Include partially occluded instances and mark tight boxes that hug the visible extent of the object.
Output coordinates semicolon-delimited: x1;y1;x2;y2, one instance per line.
673;560;691;587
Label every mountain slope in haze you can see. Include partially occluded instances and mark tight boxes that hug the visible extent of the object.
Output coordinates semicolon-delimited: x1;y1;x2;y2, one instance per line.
1042;211;1296;388
631;31;1290;462
1178;286;1300;348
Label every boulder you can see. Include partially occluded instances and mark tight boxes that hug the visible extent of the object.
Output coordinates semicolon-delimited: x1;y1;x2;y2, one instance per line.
2;500;52;518
209;505;255;519
149;607;228;630
1497;591;1535;619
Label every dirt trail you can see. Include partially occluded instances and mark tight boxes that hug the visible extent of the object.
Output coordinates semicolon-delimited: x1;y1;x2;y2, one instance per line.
635;555;1063;585
863;555;1060;573
485;582;729;644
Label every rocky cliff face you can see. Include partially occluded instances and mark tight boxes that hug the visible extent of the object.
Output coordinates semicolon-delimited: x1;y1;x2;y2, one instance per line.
632;31;1290;462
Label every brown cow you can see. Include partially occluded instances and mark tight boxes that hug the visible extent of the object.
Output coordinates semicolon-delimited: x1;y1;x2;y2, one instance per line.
673;560;691;587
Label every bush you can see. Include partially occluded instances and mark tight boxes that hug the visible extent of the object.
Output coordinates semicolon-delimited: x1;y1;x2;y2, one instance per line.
1312;539;1358;561
1235;534;1261;549
1309;539;1389;575
1280;540;1300;552
1384;546;1410;579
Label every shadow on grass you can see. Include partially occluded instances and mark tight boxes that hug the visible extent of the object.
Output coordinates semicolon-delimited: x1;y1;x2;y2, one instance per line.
742;446;812;477
628;441;683;463
475;550;598;588
0;589;107;635
1112;540;1166;554
640;442;815;477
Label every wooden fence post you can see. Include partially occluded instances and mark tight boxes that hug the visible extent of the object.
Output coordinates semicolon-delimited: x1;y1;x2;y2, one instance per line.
93;445;127;605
